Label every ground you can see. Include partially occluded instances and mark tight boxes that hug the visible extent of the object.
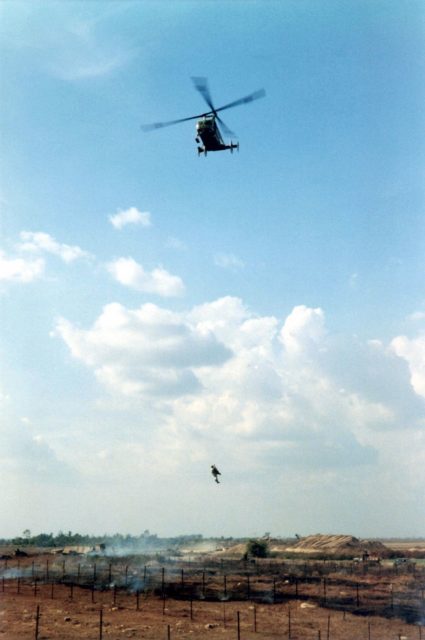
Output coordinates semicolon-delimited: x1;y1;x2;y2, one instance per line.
0;584;421;639
1;547;424;639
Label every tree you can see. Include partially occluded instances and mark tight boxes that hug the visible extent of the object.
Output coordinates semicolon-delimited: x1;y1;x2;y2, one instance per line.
245;538;269;558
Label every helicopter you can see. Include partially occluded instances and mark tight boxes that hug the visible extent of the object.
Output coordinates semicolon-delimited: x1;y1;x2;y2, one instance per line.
141;77;265;156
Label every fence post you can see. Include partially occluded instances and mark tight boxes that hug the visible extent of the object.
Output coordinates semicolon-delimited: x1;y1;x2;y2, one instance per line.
253;605;257;632
327;614;330;640
99;609;103;640
288;607;292;639
34;604;40;640
237;611;241;640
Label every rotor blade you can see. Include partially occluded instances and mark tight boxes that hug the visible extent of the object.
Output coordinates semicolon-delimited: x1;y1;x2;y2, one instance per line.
141;112;210;132
191;76;216;113
216;115;237;139
214;88;266;115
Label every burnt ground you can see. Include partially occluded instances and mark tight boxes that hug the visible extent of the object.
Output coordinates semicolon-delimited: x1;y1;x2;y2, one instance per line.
1;552;424;639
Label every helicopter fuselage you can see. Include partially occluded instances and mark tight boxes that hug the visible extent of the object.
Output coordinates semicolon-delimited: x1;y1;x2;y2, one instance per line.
196;116;238;156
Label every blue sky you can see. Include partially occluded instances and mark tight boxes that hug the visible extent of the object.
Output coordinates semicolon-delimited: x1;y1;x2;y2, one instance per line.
1;1;424;539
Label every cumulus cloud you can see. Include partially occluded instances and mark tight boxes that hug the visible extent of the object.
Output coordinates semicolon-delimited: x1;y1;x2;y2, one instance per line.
391;333;425;397
54;298;425;475
0;250;45;283
107;257;185;297
54;302;232;397
279;305;325;355
19;231;89;263
109;207;152;230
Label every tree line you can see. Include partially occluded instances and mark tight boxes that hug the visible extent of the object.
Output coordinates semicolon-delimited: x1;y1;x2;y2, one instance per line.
0;530;234;549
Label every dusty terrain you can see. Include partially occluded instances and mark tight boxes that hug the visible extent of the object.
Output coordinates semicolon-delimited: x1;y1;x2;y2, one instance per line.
1;545;424;639
1;583;422;639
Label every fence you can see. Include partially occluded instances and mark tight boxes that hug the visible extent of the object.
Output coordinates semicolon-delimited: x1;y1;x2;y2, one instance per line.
1;555;425;639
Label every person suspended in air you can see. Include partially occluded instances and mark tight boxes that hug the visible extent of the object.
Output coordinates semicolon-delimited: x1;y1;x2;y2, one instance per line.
211;464;221;484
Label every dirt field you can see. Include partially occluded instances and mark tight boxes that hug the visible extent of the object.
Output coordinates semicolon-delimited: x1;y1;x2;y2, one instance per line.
1;550;424;639
1;582;423;639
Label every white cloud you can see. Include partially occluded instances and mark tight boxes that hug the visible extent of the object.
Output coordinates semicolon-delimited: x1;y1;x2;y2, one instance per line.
54;302;232;397
109;207;152;230
214;252;245;269
279;305;325;355
19;231;89;263
391;333;425;397
54;299;425;480
0;250;45;283
107;257;185;297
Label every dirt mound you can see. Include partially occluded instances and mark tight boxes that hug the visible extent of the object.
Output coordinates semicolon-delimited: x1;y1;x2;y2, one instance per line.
211;543;247;557
206;534;392;559
287;534;390;557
